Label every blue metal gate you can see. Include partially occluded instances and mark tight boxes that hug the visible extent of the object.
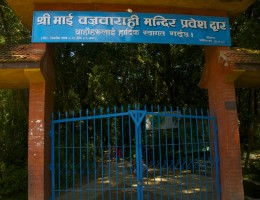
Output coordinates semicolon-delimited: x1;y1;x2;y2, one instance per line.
50;106;220;200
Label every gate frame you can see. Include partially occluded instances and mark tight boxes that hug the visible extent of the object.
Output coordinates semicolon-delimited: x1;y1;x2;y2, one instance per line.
50;107;221;200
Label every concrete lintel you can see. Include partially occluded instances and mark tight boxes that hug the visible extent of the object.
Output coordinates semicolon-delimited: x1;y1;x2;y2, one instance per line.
24;68;45;83
0;65;45;89
224;69;245;83
0;62;40;69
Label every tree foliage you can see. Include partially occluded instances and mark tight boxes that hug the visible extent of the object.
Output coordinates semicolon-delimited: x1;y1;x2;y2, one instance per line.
0;90;28;197
0;0;30;44
0;1;30;198
231;1;260;176
54;43;207;112
231;0;260;49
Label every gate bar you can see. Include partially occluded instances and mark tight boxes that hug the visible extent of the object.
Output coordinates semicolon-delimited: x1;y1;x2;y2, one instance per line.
51;113;55;200
213;117;221;200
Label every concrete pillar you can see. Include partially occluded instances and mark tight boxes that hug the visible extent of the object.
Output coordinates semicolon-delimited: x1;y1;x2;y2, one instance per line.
203;46;244;200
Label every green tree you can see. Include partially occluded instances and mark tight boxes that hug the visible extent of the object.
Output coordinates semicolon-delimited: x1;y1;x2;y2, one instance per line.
231;1;260;177
0;90;28;198
54;43;207;112
0;1;30;198
0;0;30;44
231;1;260;50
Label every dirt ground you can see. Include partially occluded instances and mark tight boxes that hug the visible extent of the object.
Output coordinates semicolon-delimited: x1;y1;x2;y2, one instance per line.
56;159;214;200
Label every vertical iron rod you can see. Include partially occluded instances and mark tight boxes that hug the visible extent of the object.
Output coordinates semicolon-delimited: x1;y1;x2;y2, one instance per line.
207;110;214;200
195;109;202;199
58;112;61;200
157;105;163;199
128;105;133;200
86;110;90;200
170;106;177;200
136;116;140;199
213;116;220;200
93;109;97;200
114;106;119;200
79;111;82;200
151;105;157;199
121;106;126;199
201;109;208;199
164;106;170;200
100;108;104;200
144;105;149;199
107;107;112;200
184;109;190;197
51;113;55;200
72;111;75;199
189;109;196;199
177;107;183;200
65;112;68;200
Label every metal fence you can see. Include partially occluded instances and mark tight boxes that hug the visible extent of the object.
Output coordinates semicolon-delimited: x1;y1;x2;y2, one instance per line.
50;105;220;200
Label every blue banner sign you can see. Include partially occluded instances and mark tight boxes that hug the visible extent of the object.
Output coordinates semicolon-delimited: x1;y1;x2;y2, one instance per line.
32;11;231;46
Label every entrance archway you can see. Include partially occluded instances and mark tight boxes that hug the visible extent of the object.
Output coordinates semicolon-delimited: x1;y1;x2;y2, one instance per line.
1;1;259;199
